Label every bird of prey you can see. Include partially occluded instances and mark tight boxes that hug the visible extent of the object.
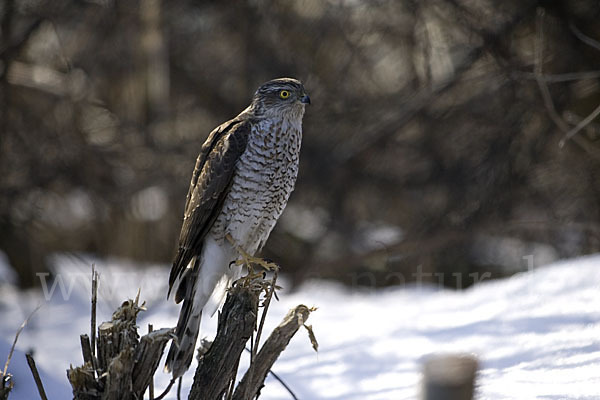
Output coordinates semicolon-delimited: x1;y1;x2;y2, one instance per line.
165;77;310;378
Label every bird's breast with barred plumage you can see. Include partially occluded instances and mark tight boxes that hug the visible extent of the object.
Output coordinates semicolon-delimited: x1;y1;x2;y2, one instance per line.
211;116;302;254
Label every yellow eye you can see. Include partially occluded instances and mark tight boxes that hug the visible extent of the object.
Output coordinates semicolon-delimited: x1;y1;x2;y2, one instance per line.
279;90;290;99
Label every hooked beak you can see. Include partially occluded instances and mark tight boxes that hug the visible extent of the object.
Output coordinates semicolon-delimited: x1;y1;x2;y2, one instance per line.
301;94;311;105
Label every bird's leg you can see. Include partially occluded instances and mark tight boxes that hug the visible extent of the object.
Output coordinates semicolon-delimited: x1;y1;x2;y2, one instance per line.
225;234;279;273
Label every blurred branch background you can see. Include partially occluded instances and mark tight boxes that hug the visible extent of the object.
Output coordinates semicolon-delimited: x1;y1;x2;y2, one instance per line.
1;0;599;288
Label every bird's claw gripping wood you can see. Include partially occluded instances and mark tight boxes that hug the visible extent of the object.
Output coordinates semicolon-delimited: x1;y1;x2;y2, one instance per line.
234;257;279;272
234;273;271;291
226;234;280;272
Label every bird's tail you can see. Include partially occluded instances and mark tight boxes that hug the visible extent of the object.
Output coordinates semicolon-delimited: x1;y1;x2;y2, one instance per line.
164;294;202;379
165;256;204;379
165;242;235;378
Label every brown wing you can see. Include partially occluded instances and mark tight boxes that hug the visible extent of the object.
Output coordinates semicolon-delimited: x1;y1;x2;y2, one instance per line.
168;116;251;300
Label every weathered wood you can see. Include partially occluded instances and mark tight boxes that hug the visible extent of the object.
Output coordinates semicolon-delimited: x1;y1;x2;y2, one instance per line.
67;362;102;400
421;354;478;400
70;270;308;400
80;335;93;366
25;353;48;400
68;295;174;400
132;328;173;397
0;374;13;400
91;266;98;359
232;305;311;400
2;304;41;400
102;349;134;400
188;284;259;400
147;324;155;400
97;299;141;372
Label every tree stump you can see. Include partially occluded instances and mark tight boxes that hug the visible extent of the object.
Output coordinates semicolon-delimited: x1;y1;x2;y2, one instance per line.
421;354;478;400
188;284;259;399
67;296;174;400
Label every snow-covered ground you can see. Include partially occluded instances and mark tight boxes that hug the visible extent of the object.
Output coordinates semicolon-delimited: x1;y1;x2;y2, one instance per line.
1;253;599;399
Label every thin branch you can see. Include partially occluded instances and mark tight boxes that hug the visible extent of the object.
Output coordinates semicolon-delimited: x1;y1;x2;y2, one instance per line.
153;378;175;400
566;135;600;159
243;347;299;400
569;21;600;52
531;10;600;157
268;370;299;400
514;70;600;83
538;19;600;148
244;271;278;400
148;324;154;400
559;102;600;147
25;354;48;400
90;265;98;359
533;9;570;133
255;271;278;353
3;304;42;378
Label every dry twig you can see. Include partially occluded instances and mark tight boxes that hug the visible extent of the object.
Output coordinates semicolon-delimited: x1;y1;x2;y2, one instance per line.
569;21;600;52
3;304;41;378
241;270;279;400
25;353;48;400
148;324;155;400
90;264;98;360
559;103;600;147
533;9;600;155
2;303;42;399
534;9;570;133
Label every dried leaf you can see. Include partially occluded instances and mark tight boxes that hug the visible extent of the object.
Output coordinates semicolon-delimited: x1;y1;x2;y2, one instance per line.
304;324;318;352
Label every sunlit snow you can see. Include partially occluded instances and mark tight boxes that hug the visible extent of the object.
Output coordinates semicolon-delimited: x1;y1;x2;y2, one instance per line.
1;253;599;399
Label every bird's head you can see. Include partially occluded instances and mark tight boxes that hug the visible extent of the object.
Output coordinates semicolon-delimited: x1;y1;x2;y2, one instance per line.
250;77;310;120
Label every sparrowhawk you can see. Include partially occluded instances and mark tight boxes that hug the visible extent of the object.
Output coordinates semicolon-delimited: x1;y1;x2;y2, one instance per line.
165;77;310;378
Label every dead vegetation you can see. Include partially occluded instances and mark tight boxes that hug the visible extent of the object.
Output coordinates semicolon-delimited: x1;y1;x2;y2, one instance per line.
61;268;315;400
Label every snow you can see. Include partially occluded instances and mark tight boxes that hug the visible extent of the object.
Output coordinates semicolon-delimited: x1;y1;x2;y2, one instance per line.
1;253;599;399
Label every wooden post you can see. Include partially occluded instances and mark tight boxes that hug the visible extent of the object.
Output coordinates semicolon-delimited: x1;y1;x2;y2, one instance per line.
232;305;311;400
188;284;259;399
421;354;478;400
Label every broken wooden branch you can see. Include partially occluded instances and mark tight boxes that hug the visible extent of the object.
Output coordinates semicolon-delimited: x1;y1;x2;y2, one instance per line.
239;271;279;400
67;266;312;400
90;266;98;361
1;304;42;400
68;283;174;400
26;353;48;400
0;375;12;400
132;328;174;395
232;304;312;400
188;283;259;399
79;335;93;366
187;270;315;400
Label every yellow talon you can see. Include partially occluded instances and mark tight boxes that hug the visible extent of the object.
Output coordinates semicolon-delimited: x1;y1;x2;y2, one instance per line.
226;234;280;272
